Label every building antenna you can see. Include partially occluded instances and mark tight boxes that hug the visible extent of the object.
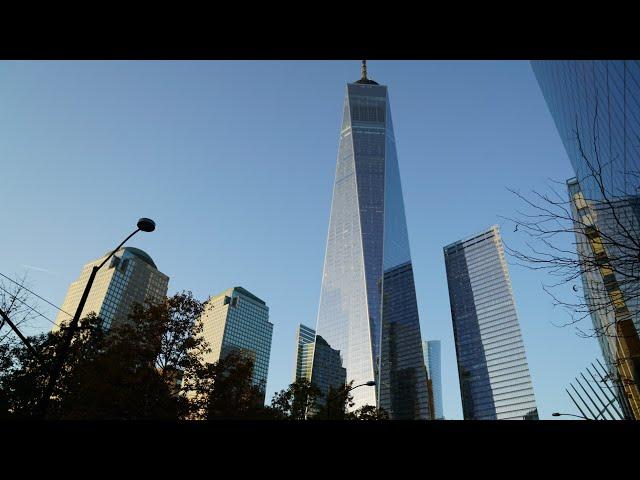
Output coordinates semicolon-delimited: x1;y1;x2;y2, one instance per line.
361;60;368;80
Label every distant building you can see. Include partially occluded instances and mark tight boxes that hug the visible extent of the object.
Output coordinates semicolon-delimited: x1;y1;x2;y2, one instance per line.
444;226;538;420
55;246;169;331
423;340;444;420
199;286;273;402
293;324;346;404
310;335;347;404
293;324;316;382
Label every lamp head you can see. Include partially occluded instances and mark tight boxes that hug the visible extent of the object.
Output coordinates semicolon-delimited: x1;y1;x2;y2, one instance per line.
365;381;376;387
552;413;561;417
137;218;156;233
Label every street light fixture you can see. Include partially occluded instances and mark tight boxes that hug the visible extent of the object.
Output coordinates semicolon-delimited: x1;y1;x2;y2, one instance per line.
37;218;156;418
552;412;593;420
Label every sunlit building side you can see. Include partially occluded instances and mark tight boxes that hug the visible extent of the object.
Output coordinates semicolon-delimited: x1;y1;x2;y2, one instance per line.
54;246;169;332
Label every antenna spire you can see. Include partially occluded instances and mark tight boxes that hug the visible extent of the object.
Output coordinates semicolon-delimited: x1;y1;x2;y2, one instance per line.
355;60;378;85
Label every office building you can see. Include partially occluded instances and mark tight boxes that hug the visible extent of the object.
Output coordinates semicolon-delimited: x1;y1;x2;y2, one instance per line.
294;324;316;382
444;226;538;420
199;286;273;400
55;247;169;331
532;61;640;419
312;61;430;419
531;61;640;206
423;340;444;419
568;178;640;419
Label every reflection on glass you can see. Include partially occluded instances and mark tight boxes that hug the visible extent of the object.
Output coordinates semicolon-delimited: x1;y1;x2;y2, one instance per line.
312;75;430;419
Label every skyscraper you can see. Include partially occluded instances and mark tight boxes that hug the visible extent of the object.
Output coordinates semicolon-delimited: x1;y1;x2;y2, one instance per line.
199;286;273;401
532;61;640;419
312;62;430;419
423;340;444;419
531;61;640;205
567;178;640;419
293;324;346;403
55;246;169;331
444;226;538;420
294;324;316;382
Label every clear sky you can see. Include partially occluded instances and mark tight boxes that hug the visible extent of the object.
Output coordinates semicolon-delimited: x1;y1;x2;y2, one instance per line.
0;60;602;419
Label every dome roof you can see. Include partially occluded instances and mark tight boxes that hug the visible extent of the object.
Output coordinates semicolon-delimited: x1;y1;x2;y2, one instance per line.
107;246;158;269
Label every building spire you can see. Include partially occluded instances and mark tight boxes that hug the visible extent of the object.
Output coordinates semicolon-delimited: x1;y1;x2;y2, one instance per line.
355;59;378;85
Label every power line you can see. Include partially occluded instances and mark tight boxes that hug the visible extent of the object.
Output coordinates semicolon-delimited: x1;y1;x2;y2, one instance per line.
0;284;57;327
0;271;72;318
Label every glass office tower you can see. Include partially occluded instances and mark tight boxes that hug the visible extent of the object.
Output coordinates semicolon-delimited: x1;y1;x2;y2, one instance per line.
531;61;640;204
423;340;444;419
444;226;538;420
199;286;273;401
532;61;640;419
312;62;430;419
55;246;169;331
294;324;316;382
567;178;640;419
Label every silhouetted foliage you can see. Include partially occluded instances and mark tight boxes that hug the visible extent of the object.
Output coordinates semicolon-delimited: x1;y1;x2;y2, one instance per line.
351;404;389;420
270;378;322;420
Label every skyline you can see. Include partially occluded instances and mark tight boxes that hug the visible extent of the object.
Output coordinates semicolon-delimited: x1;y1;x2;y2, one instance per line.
0;60;603;419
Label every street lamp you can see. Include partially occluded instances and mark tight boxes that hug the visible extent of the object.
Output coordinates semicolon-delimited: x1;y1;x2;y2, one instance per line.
324;380;376;420
552;412;593;420
37;218;156;418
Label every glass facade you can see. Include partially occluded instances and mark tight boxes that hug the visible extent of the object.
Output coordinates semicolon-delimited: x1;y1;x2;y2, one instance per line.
55;246;169;331
567;178;640;419
313;69;430;419
532;61;640;419
531;61;640;203
293;324;316;382
423;340;444;419
444;226;538;420
199;286;273;402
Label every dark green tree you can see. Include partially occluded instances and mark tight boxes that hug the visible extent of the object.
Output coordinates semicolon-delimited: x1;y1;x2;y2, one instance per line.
270;378;322;420
314;381;355;420
351;404;389;420
203;351;270;419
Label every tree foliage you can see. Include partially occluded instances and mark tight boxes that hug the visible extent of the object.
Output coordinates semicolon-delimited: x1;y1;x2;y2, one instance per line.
270;378;321;420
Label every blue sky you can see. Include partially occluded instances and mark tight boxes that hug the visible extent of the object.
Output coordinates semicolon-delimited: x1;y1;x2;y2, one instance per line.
0;60;602;419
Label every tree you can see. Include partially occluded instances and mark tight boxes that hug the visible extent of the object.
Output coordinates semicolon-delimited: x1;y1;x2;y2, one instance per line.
313;381;355;420
203;351;270;419
270;378;322;420
0;291;209;419
58;291;208;420
351;404;389;420
0;314;105;418
506;111;640;418
0;272;42;347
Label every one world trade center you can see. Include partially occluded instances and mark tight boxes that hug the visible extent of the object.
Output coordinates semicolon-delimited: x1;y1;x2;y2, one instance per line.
311;62;431;419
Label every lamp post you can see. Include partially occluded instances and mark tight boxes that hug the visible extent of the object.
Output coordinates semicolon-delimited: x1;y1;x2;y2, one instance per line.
552;412;593;420
36;218;156;418
325;380;376;420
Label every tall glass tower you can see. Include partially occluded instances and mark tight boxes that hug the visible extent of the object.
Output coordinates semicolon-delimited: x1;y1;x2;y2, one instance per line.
312;62;430;419
444;226;538;420
423;340;444;419
531;61;640;203
532;61;640;419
